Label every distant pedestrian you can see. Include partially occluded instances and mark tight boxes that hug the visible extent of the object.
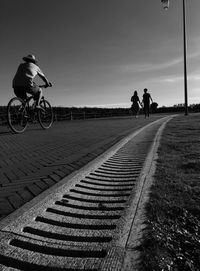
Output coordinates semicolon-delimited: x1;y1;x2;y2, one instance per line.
131;91;142;118
142;88;153;118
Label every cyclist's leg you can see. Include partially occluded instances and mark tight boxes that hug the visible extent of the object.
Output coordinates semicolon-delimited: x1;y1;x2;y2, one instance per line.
13;87;27;101
27;84;42;106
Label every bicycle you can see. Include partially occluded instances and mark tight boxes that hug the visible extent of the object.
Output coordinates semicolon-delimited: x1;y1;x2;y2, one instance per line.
7;85;53;133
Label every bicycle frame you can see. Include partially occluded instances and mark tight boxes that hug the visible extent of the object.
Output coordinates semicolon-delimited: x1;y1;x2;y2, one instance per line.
7;84;53;133
24;95;48;120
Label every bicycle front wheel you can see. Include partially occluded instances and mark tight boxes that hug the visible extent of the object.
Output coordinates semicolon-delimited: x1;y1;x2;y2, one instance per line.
7;97;28;133
38;99;53;129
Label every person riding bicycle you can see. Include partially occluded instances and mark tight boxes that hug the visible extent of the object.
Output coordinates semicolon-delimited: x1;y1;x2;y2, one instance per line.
12;54;51;110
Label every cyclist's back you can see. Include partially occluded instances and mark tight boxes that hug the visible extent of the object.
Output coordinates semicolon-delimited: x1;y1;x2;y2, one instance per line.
13;62;44;88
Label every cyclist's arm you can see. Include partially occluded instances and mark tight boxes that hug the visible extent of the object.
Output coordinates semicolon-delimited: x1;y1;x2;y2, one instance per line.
36;66;51;86
38;73;50;86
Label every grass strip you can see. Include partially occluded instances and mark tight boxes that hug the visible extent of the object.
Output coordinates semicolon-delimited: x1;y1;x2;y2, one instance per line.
140;114;200;271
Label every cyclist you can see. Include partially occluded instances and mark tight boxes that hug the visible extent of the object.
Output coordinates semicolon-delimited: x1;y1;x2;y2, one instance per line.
12;54;51;109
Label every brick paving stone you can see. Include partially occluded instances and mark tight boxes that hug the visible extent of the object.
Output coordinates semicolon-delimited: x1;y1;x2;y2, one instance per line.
14;165;35;176
53;169;67;178
17;189;34;202
0;191;16;198
56;167;72;177
49;174;61;182
4;170;18;181
64;164;78;171
35;180;49;190
0;200;14;215
42;178;56;187
7;193;25;209
9;168;27;179
0;174;10;185
26;184;43;196
59;167;74;175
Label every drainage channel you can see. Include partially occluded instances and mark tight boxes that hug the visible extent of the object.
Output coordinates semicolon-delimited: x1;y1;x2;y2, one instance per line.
0;116;173;271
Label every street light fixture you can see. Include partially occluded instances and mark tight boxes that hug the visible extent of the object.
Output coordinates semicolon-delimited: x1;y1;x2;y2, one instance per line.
161;0;188;115
161;0;170;10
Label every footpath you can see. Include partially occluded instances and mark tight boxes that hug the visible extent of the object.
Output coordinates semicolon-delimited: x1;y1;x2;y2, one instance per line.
0;115;166;220
0;114;173;271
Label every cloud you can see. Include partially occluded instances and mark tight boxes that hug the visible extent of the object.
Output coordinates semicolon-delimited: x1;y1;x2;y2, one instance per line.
189;75;200;81
116;51;200;75
149;71;200;85
117;58;182;74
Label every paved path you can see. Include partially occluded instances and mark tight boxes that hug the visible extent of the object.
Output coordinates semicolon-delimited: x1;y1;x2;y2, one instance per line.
0;115;167;219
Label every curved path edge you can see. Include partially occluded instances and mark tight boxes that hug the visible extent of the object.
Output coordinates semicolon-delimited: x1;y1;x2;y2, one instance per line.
120;114;176;271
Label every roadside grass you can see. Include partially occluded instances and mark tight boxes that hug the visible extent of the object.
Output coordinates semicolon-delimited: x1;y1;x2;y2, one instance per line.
140;114;200;271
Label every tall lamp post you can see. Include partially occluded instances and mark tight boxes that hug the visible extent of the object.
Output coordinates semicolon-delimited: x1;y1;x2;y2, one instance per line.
161;0;188;115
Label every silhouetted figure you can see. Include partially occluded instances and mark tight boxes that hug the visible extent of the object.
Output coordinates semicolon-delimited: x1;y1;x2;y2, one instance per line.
12;54;51;110
142;88;153;118
131;91;142;118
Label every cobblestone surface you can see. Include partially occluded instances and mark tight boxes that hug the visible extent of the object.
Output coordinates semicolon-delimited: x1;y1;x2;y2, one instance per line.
0;115;165;219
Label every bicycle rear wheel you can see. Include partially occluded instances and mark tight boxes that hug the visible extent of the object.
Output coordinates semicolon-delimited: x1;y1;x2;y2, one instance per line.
38;99;53;129
7;97;28;133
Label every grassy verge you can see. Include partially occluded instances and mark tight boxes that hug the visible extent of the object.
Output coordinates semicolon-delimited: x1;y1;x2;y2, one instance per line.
140;114;200;271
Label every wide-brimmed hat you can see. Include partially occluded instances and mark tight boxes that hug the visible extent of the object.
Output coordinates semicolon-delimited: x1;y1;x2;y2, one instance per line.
22;54;37;64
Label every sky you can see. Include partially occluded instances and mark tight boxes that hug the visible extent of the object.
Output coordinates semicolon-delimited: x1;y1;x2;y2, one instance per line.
0;0;200;108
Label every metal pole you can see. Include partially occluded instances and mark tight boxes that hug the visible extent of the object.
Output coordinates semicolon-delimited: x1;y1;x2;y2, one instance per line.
182;0;188;115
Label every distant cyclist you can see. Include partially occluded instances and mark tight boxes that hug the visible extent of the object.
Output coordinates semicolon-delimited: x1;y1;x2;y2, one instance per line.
12;54;51;109
142;88;153;118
